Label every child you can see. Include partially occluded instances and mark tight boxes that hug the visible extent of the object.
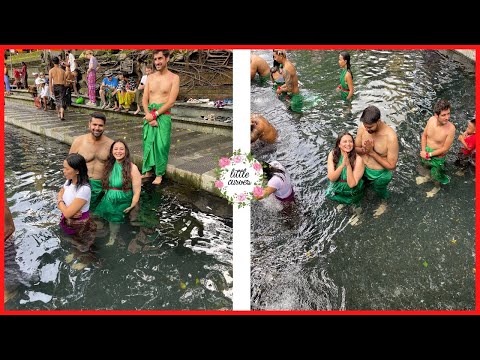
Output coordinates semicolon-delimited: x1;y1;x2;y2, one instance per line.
456;119;476;166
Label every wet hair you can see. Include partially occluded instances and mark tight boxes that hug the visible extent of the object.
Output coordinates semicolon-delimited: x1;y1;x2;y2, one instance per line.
102;139;133;191
332;132;357;168
340;51;353;80
360;105;381;125
65;153;89;189
90;112;106;124
153;50;170;58
273;49;286;57
52;56;60;65
261;161;286;182
470;118;476;125
433;99;451;116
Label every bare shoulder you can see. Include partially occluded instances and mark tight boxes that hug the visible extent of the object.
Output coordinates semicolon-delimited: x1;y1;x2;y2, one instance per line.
448;121;456;133
386;124;398;139
130;162;140;174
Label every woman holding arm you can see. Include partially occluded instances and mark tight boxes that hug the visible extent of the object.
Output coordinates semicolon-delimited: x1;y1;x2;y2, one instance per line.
58;153;97;252
326;132;365;204
94;139;141;245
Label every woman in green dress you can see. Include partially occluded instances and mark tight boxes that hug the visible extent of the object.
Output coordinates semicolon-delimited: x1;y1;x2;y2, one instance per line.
326;132;365;204
337;51;354;101
95;139;142;245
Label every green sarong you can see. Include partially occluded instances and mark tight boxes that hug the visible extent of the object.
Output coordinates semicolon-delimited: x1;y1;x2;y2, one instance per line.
364;167;392;199
89;178;104;212
339;68;350;101
288;92;304;113
257;73;271;85
94;162;133;223
326;155;365;204
142;102;172;177
421;145;450;184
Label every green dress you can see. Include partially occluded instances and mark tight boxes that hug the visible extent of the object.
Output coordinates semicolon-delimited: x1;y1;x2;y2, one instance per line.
326;155;365;204
339;68;350;101
95;162;133;223
142;102;172;176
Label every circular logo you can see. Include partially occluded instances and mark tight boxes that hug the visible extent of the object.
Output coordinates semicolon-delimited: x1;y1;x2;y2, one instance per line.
214;150;264;208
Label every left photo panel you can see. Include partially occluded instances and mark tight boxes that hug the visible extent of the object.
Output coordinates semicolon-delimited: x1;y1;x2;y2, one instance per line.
3;48;234;311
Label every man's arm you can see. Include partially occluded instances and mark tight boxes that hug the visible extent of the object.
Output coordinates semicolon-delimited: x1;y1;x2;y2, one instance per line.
278;69;293;93
355;125;366;155
420;120;429;159
69;137;79;154
142;76;151;120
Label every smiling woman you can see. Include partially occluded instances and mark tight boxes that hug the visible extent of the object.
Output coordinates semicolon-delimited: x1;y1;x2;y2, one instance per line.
94;139;142;246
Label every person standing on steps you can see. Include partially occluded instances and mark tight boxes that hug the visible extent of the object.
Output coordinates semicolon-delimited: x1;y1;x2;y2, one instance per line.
142;50;180;185
48;56;66;120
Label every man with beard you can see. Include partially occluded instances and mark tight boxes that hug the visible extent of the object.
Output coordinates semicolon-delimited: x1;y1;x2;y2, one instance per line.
69;112;114;211
142;50;180;185
355;105;399;203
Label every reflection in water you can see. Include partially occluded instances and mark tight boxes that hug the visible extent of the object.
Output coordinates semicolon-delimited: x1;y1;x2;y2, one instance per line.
4;124;232;310
251;50;475;310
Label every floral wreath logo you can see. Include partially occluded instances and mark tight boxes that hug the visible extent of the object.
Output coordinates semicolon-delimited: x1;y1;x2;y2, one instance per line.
214;149;264;208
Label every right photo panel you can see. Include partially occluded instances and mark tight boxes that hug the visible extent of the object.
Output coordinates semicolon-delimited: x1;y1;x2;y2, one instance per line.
250;49;476;311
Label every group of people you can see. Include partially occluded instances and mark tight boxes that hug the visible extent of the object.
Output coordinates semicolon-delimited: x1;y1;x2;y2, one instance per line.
251;50;476;212
57;50;179;252
326;100;475;207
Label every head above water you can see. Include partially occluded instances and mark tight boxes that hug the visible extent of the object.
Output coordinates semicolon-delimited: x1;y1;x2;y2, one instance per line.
65;153;89;187
90;112;106;124
433;99;451;116
360;105;381;125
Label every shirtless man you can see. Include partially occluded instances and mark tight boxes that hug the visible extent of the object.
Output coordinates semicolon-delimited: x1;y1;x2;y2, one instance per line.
250;54;271;83
420;99;455;185
273;49;303;112
142;50;180;185
355;105;399;201
251;113;278;144
48;56;66;120
69;112;114;211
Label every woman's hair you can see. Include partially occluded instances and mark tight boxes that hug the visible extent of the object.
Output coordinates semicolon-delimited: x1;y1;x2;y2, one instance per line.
102;139;132;191
261;161;286;182
65;153;89;189
340;51;353;80
332;132;357;168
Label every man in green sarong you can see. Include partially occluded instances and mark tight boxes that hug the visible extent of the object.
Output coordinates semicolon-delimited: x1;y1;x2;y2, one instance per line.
355;105;399;201
142;49;180;185
70;112;114;211
273;49;304;113
251;54;271;85
420;99;456;185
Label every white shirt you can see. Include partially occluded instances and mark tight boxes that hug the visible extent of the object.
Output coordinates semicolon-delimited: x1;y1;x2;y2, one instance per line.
267;161;293;199
62;180;91;213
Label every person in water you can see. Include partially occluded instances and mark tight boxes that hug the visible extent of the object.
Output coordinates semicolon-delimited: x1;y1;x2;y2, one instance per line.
251;113;278;144
94;139;142;246
251;54;271;84
420;99;456;185
57;153;97;252
355;105;398;199
326;132;365;204
455;118;476;167
273;49;303;113
337;51;354;101
255;160;294;202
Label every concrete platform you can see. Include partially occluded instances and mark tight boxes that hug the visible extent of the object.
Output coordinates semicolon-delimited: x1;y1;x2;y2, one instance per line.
4;98;233;196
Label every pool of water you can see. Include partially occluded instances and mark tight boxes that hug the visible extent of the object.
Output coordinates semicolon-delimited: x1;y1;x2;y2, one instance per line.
251;49;476;310
4;124;233;310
